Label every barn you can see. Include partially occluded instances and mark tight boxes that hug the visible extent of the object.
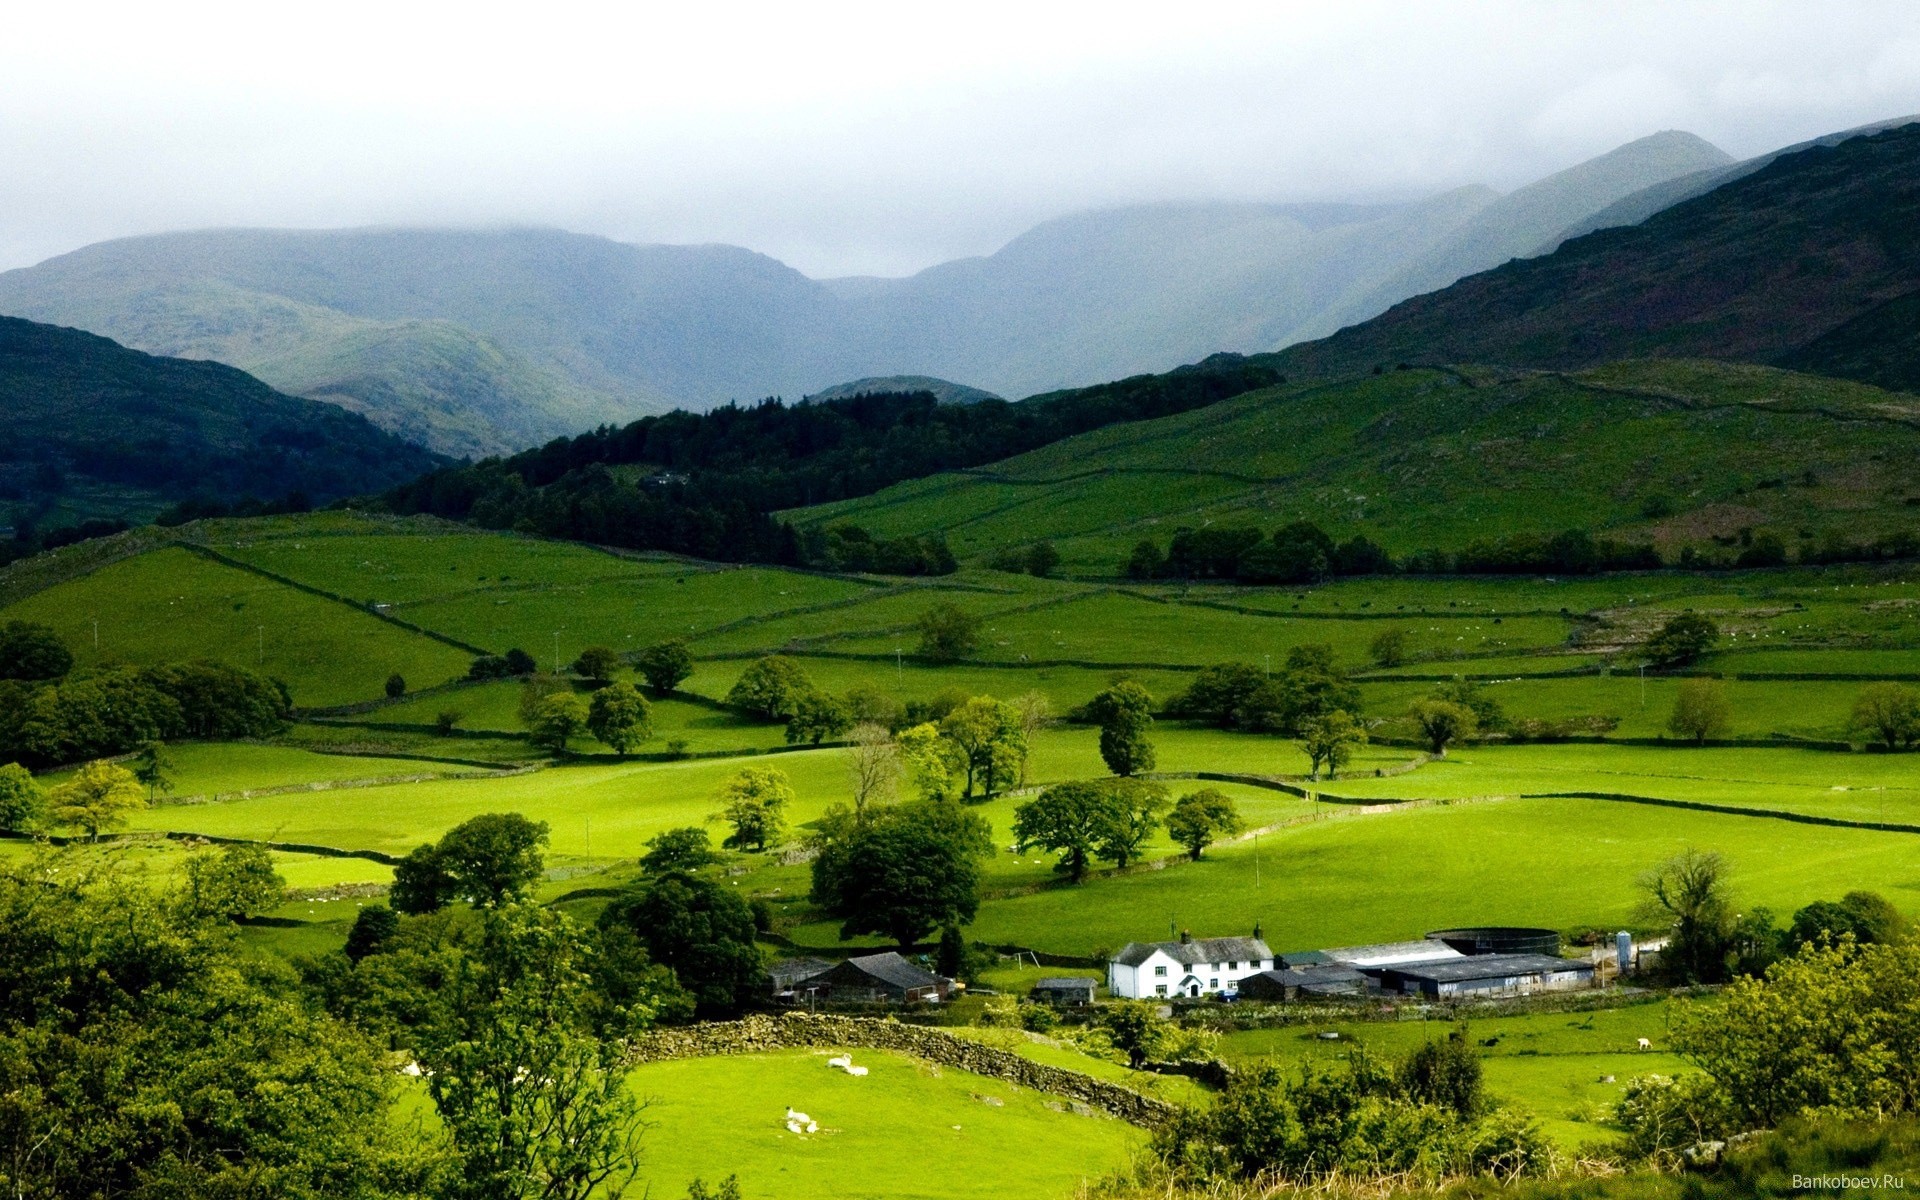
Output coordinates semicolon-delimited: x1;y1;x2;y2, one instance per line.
1235;963;1370;1001
810;952;952;1004
1378;953;1596;997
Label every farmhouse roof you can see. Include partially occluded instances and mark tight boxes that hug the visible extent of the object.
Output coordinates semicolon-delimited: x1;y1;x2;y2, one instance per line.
1112;937;1272;968
768;956;833;986
837;951;945;991
1386;954;1594;984
1249;964;1369;987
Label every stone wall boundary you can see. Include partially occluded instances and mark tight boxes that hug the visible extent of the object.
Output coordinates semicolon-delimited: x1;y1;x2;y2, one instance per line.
625;1012;1176;1127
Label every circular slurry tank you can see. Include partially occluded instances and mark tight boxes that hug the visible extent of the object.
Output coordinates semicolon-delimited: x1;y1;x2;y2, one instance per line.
1427;927;1562;957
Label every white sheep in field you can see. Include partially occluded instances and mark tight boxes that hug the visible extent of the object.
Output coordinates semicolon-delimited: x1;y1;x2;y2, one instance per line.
827;1055;852;1069
785;1107;818;1134
1637;1038;1653;1051
845;1065;868;1077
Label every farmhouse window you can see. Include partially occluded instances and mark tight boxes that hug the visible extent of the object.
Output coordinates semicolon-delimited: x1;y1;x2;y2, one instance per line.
1154;965;1167;977
1210;978;1219;989
1155;984;1167;997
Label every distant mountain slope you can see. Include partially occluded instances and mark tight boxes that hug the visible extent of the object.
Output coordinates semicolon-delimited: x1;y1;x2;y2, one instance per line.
1269;122;1920;384
792;361;1920;572
806;375;1003;405
0;315;441;527
0;131;1728;448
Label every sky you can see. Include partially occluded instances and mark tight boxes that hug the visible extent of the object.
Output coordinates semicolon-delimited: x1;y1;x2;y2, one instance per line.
3;1;1919;278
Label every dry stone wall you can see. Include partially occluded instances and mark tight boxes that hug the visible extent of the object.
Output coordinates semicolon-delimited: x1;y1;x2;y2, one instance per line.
627;1012;1176;1127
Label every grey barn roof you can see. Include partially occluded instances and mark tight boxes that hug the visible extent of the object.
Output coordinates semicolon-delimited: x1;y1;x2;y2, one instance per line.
1032;977;1097;991
1246;965;1369;987
833;951;945;991
1112;937;1272;968
1385;954;1594;984
1322;940;1465;968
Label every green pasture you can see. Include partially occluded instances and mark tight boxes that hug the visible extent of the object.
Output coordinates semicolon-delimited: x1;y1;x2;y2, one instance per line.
1363;674;1875;739
684;657;1203;720
688;580;1066;656
0;545;475;706
626;1049;1144;1200
42;741;467;798
1213;1001;1688;1149
346;678;791;753
959;794;1920;957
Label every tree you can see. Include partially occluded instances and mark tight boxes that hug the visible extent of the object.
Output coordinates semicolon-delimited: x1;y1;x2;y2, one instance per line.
938;696;1026;798
0;763;47;833
1851;682;1920;751
915;602;980;662
517;672;573;726
437;812;552;908
1369;627;1409;668
1104;1000;1169;1069
1167;662;1267;729
421;903;649;1200
1087;680;1156;777
1166;787;1243;860
1012;690;1051;785
1125;539;1164;580
810;800;993;947
1668;678;1731;745
179;842;286;921
897;721;964;801
385;672;407;699
588;680;653;755
1409;698;1476;756
1025;541;1061;577
504;647;539;675
1789;890;1907;949
725;655;815;721
1268;645;1363;736
530;692;591;754
1299;709;1366;780
1644;611;1720;668
1013;781;1116;882
714;766;792;851
132;738;176;802
1094;778;1170;868
641;827;721;875
436;710;464;736
344;903;400;962
389;844;457;915
599;873;763;1016
572;645;622;686
784;690;851;745
845;722;900;817
1639;848;1736;983
0;619;72;681
635;639;693;694
45;760;145;840
1398;1032;1483;1117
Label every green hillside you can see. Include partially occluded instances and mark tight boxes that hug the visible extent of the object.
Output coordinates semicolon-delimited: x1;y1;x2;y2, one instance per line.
0;315;441;535
793;360;1920;572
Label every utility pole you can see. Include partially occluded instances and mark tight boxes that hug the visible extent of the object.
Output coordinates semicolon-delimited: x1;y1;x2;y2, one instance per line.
553;631;561;674
585;816;591;866
257;626;264;664
92;618;99;650
1253;831;1260;887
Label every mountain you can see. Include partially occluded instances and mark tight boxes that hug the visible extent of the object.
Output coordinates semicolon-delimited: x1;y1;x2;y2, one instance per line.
0;315;442;530
806;375;1002;405
793;360;1920;571
1267;121;1920;386
0;132;1728;452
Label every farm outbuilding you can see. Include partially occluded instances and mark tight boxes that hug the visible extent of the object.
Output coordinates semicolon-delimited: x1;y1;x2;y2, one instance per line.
1029;977;1098;1006
1235;964;1369;1001
768;957;834;999
1378;954;1596;997
810;952;952;1004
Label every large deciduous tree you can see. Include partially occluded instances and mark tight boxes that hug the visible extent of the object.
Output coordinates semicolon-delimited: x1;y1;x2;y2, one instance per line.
1667;678;1731;745
1409;699;1476;757
713;766;792;851
1299;709;1366;780
587;681;652;755
1013;781;1116;882
634;639;694;695
46;760;145;840
1851;682;1920;751
1166;787;1243;861
914;602;980;662
598;873;762;1017
938;697;1026;799
810;801;992;947
1087;681;1156;777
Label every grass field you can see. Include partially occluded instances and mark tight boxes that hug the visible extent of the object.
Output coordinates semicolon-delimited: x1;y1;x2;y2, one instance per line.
42;742;471;798
626;1049;1145;1200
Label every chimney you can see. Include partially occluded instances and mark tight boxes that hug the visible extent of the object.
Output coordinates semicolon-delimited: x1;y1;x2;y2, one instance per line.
1252;921;1264;942
1179;929;1192;945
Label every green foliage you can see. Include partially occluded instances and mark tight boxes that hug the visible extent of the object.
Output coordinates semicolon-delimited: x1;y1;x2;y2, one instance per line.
1088;680;1156;777
1103;1000;1169;1069
635;639;694;694
529;692;590;754
725;655;816;721
0;620;71;681
1646;611;1721;668
435;709;463;735
916;601;982;662
1165;787;1243;860
1167;648;1359;739
390;844;458;915
2;661;287;768
1788;890;1907;950
784;690;851;746
1850;682;1920;750
344;903;400;963
1013;781;1110;882
1638;848;1736;983
572;645;621;685
392;812;550;913
385;672;407;699
179;842;286;922
1094;779;1171;869
45;760;145;839
1409;698;1477;756
587;680;653;755
599;873;762;1017
1669;678;1732;744
641;827;721;875
937;696;1026;798
1369;626;1409;668
897;720;964;801
1299;709;1366;780
713;766;792;851
1397;1030;1484;1117
0;856;421;1199
1615;1071;1734;1162
0;763;47;834
132;739;176;802
811;799;993;947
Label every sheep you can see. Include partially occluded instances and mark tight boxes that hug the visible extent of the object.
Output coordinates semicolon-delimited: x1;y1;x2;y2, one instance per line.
845;1065;869;1077
784;1107;818;1134
1637;1038;1652;1051
827;1055;852;1069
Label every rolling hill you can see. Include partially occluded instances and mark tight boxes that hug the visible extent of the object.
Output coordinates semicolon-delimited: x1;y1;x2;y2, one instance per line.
0;132;1727;453
0;315;442;533
793;360;1920;571
1269;121;1920;389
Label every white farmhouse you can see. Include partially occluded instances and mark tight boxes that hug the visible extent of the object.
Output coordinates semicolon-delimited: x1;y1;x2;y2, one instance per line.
1108;932;1274;999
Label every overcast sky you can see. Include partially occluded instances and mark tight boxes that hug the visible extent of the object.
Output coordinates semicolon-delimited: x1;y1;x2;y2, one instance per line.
3;1;1918;278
